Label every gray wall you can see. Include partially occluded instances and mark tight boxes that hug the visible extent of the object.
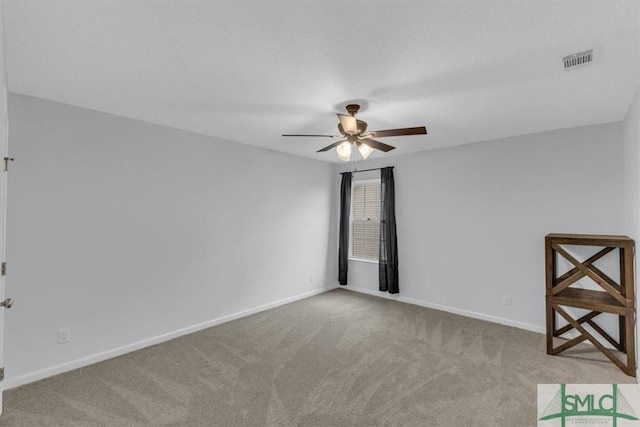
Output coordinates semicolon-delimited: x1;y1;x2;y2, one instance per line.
5;94;337;383
624;89;640;249
337;123;626;331
623;88;640;379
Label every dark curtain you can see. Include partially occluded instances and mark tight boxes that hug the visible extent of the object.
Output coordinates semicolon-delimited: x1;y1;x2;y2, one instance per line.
379;167;399;293
338;172;352;286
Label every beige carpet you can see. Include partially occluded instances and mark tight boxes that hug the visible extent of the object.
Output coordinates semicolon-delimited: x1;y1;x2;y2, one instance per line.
0;289;635;426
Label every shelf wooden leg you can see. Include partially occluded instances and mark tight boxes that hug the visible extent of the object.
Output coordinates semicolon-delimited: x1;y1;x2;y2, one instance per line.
625;308;636;377
546;296;554;355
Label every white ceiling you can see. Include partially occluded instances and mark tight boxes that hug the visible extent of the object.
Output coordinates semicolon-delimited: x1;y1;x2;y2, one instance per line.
4;1;639;163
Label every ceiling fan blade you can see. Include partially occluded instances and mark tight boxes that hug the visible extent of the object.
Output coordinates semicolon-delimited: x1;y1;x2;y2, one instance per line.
282;134;337;138
366;126;427;138
360;138;395;152
317;139;347;152
337;114;358;135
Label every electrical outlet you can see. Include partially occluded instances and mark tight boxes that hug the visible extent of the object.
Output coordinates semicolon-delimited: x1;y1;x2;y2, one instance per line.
503;295;512;306
58;328;71;344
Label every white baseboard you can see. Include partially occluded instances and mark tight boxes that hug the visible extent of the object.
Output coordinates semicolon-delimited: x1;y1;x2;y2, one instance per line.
4;284;339;391
340;285;545;334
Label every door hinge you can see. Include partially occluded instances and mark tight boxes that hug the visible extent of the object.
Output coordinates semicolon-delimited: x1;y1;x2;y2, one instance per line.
0;367;5;381
3;156;14;172
1;262;5;276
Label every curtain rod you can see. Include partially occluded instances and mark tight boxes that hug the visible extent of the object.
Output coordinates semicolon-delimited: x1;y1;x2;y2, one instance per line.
339;166;394;175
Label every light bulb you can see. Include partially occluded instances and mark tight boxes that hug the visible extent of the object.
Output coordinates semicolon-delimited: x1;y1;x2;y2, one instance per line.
358;142;373;160
336;141;352;161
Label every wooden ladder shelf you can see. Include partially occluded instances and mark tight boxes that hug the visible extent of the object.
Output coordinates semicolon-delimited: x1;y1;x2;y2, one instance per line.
545;233;636;376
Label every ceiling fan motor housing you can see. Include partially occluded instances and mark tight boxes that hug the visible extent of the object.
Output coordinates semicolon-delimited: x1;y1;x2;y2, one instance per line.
338;120;367;136
339;104;367;136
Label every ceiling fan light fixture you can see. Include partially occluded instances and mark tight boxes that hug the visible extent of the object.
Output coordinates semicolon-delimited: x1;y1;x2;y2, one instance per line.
358;142;373;160
336;141;352;161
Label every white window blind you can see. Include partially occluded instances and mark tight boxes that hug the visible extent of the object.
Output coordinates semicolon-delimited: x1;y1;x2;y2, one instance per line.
351;181;381;260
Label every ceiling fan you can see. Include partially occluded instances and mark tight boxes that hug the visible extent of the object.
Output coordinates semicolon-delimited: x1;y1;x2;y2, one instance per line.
282;104;427;161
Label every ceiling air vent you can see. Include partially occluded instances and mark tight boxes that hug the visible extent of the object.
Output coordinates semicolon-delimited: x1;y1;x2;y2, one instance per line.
563;49;593;70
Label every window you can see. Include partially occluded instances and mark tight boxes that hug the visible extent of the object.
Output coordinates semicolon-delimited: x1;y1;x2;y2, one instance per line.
351;180;381;261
